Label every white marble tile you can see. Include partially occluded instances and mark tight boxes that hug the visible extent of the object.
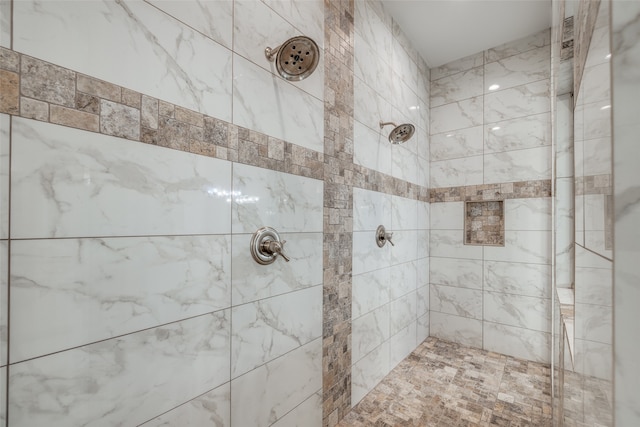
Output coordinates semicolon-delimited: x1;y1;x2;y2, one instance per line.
353;187;391;232
352;304;390;363
261;0;324;48
416;257;429;288
233;55;323;153
585;25;611;69
231;163;322;233
575;266;612;306
351;341;389;407
0;114;8;240
484;230;551;264
354;77;393;134
484;113;551;154
388;262;417;300
231;285;321;378
389;230;418;265
230;337;321;427
417;201;429;231
430;230;482;260
483;322;550;363
389;321;417;369
354;0;392;62
391;144;418;185
504;198;551;231
484;80;550;123
485;29;550;63
430;312;482;348
431;52;484;81
583;62;611;105
484;146;552;184
431;67;483;107
391;38;418;93
14;0;232;120
416;120;430;161
391;196;417;231
556;95;574;178
10;235;231;363
0;0;9;48
353;230;392;275
575;339;612;381
416;155;430;188
484;292;551;332
355;32;393;102
484;261;551;298
352;269;390;319
9;311;230;427
233;0;324;101
484;45;550;92
582;101;612;140
583;137;612;176
575;303;612;344
430;202;464;230
140;383;230;427
575;243;611;269
417;312;430;343
430;257;483;290
354;119;393;176
231;232;322;305
584;194;607;231
11;118;232;239
430;155;484;188
430;126;484;162
430;284;482;320
430;97;483;134
390;75;420;129
390;291;417;336
416;284;429;317
270;391;322;427
0;242;5;367
146;0;233;48
416;229;429;259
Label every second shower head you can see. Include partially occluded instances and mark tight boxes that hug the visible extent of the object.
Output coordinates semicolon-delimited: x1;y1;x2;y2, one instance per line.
265;36;320;81
379;121;415;144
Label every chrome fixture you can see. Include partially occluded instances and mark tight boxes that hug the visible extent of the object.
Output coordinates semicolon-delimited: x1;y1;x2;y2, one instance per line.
265;36;320;81
376;225;394;248
250;226;290;265
379;121;415;144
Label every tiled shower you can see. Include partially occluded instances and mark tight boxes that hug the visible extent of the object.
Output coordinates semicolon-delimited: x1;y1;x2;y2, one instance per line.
0;0;638;426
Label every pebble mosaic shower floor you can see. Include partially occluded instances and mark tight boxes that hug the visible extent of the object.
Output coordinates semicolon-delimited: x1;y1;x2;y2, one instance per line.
339;337;552;427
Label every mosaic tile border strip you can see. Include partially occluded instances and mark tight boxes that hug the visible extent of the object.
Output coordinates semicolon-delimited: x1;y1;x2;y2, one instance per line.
430;179;552;203
575;174;612;195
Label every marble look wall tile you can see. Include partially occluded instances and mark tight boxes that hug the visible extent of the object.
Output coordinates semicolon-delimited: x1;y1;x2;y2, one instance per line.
430;257;483;290
352;304;390;363
230;337;321;427
10;235;231;363
353;187;392;232
354;78;392;135
355;32;393;103
231;232;322;305
430;155;484;188
430;97;483;134
231;285;321;378
485;29;551;63
14;0;233;120
583;137;612;176
416;230;430;259
11;118;232;239
430;201;464;230
484;292;551;332
353;230;391;275
417;312;430;343
9;311;230;427
430;126;483;162
231;163;322;233
583;62;611;105
416;256;429;287
233;55;323;153
0;114;8;239
484;80;550;123
351;341;389;407
353;120;393;177
430;284;483;320
388;262;417;300
270;391;322;427
390;291;417;335
417;284;430;317
431;52;484;81
417;200;429;230
504;198;552;231
430;312;483;348
391;144;419;185
582;101;612;140
484;230;551;264
484;113;551;154
391;195;418;231
575;266;612;306
483;322;550;363
389;322;417;369
575;303;612;344
484;261;551;298
484;45;550;92
354;0;392;62
430;230;483;260
262;0;324;47
140;383;230;427
0;0;9;48
391;38;419;94
484;146;552;184
389;230;418;265
146;0;233;48
430;67;484;108
352;269;390;319
575;339;612;380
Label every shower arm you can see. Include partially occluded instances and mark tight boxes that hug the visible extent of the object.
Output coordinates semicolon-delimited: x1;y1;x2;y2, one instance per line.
379;121;398;129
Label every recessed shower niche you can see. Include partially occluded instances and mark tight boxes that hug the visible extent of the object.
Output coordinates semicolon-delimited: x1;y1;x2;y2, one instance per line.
464;201;505;246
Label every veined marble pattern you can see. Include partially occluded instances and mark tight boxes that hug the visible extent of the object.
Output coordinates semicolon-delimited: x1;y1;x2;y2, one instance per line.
504;197;552;231
483;322;550;363
0;114;8;240
353;187;392;232
352;304;390;363
14;0;233;120
416;284;429;317
10;235;231;363
232;55;323;153
484;80;550;123
484;261;551;298
485;29;551;63
575;302;612;345
484;45;550;92
430;312;482;348
11;118;232;239
140;383;230;427
354;77;392;135
483;146;552;184
231;285;322;378
146;0;233;48
430;97;483;134
390;73;419;126
391;144;419;185
430;126;483;162
389;230;418;265
484;292;551;333
575;265;612;306
389;322;417;368
231;232;322;305
390;291;417;336
354;0;392;64
430;257;483;290
352;230;392;275
391;38;419;94
581;100;612;140
583;137;612;176
270;391;322;427
390;195;418;230
484;113;551;154
353;120;393;177
354;32;393;103
261;0;324;48
417;312;429;342
484;230;551;264
352;269;390;319
430;155;483;188
430;67;483;108
431;52;484;81
429;201;464;230
575;339;612;381
351;341;389;406
430;284;483;320
430;229;482;260
8;311;230;427
583;62;611;105
230;338;321;427
388;262;417;300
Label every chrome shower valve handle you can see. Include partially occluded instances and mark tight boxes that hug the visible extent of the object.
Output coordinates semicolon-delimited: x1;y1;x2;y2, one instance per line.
260;239;290;262
251;226;290;265
376;225;395;247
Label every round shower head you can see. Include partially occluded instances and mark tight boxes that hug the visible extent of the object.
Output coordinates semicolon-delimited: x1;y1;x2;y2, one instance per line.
379;121;416;144
265;36;320;81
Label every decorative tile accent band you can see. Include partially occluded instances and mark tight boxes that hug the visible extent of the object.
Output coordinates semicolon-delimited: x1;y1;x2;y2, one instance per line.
575;174;612;195
465;201;505;246
430;179;552;203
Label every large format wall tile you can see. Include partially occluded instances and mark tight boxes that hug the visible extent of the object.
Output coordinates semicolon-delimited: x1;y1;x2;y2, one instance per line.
484;45;550;92
351;341;389;406
14;0;233;120
270;391;322;427
353;120;393;177
484;113;551;154
483;146;551;184
352;304;390;363
484;261;551;298
484;230;551;264
10;235;231;363
0;0;9;48
485;29;550;63
389;322;417;368
430;97;483;135
390;291;417;336
430;230;482;260
430;126;483;162
430;67;483;107
353;230;392;275
355;32;393;103
9;312;230;427
353;187;392;232
484;292;551;332
484;80;550;123
430;257;483;289
262;0;324;47
504;198;552;230
11;118;232;238
352;269;390;319
431;52;484;81
429;202;464;230
483;321;550;363
430;285;482;319
430;155;483;188
430;312;482;348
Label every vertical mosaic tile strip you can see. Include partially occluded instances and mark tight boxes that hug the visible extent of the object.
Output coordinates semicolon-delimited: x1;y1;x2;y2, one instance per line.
465;201;505;246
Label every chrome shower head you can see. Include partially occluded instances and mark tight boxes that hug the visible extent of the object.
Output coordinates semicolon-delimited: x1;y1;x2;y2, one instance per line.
265;36;320;81
379;121;415;144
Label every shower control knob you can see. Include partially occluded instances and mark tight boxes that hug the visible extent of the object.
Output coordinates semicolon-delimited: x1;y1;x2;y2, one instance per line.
251;226;290;265
261;239;290;262
376;225;395;248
